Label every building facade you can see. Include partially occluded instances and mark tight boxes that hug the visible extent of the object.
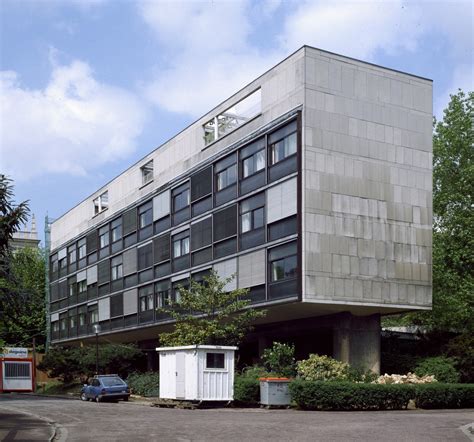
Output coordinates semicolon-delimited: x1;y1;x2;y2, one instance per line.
48;46;433;372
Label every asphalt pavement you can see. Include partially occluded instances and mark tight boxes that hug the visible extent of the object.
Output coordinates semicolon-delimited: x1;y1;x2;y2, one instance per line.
0;394;473;441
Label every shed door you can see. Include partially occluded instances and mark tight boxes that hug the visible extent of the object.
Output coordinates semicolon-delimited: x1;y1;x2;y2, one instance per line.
2;361;33;391
175;352;185;399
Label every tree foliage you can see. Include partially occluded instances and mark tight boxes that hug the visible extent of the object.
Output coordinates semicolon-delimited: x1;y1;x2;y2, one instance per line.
38;343;146;383
0;247;46;348
158;271;266;347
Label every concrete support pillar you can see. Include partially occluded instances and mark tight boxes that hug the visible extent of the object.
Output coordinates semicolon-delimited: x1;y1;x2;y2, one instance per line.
332;313;381;374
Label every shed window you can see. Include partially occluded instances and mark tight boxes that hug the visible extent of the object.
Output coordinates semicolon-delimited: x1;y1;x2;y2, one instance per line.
206;352;225;369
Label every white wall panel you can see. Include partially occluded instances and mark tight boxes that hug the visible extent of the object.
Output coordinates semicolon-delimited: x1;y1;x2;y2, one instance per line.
123;289;138;315
86;265;98;284
98;297;110;321
153;190;170;220
76;270;87;282
213;258;237;291
267;177;297;224
238;249;265;288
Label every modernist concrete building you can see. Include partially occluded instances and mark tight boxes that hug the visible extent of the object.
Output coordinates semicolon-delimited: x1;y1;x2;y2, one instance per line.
48;46;433;372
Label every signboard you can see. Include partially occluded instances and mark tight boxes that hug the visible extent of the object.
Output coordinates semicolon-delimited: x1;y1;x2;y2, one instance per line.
1;347;29;358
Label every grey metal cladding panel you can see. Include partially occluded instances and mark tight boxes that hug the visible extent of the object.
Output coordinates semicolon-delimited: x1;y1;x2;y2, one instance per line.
267;177;297;224
77;270;87;282
86;231;98;253
123;289;138;315
123;208;137;235
97;259;110;284
98;297;110;321
238;249;265;288
123;248;137;276
153;190;170;221
86;265;98;284
213;258;237;291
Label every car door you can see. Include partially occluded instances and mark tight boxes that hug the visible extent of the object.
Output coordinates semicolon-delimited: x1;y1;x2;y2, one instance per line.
90;379;101;398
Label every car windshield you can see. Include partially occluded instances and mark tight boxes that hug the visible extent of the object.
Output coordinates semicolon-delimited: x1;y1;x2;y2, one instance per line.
100;377;126;387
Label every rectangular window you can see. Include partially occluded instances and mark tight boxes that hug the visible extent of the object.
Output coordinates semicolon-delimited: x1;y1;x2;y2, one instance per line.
213;205;237;242
269;122;297;165
153;233;170;263
156;281;171;308
78;311;87;327
110;293;124;318
269;242;297;283
111;255;123;280
78;238;86;259
68;277;76;297
122;208;137;235
99;226;109;248
69;315;76;330
191;166;212;202
139;201;153;229
206;352;225;369
240;193;265;233
172;234;190;258
203;89;261;145
111;217;122;242
242;149;265;178
141;160;153;185
77;280;87;293
137;243;153;270
93;191;108;215
191;217;212;251
173;186;190;212
216;164;236;191
88;306;98;324
68;246;76;264
139;285;154;312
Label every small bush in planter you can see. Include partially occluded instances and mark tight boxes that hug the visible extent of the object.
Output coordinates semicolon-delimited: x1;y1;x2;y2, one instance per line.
415;356;460;383
296;354;349;381
262;342;296;377
234;375;260;406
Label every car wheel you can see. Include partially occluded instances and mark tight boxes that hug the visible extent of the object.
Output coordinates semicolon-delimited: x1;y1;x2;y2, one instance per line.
95;396;101;403
80;393;89;402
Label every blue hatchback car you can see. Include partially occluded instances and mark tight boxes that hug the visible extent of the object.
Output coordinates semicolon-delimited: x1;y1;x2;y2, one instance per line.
80;375;130;402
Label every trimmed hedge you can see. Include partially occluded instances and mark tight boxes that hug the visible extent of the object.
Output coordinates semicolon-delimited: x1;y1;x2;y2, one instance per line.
127;372;160;397
414;384;474;409
234;376;260;406
289;381;413;411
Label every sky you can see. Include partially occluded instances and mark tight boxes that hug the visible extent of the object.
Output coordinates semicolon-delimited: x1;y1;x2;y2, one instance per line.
1;0;473;245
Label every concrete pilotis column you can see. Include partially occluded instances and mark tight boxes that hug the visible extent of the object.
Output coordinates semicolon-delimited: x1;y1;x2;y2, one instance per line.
332;313;381;374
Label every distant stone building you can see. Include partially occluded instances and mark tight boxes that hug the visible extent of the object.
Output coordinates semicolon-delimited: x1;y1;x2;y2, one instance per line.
11;215;40;251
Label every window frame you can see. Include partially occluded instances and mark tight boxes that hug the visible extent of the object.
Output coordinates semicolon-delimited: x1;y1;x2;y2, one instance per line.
111;255;123;281
269;131;297;166
93;191;109;215
141;160;154;185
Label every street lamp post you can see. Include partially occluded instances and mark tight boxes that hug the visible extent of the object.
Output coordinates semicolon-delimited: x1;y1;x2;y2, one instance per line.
92;324;101;375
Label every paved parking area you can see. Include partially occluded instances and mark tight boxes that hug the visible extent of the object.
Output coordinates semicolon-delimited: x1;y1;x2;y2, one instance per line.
0;395;473;441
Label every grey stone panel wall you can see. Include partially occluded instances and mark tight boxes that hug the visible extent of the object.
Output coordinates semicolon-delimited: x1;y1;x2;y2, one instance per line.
302;47;432;310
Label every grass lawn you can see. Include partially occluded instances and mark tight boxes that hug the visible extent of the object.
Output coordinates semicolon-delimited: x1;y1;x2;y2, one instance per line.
36;381;83;396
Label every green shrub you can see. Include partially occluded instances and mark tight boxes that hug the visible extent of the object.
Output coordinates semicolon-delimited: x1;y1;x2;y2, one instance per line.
414;384;474;409
445;333;474;383
289;380;414;411
127;372;160;397
415;356;460;383
296;354;349;381
347;366;378;383
240;365;270;379
262;342;296;377
234;376;260;406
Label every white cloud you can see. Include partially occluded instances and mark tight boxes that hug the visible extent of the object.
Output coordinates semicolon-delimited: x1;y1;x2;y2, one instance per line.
0;61;148;181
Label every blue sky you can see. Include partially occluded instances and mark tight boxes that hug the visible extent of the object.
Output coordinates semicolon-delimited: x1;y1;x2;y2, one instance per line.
1;0;472;244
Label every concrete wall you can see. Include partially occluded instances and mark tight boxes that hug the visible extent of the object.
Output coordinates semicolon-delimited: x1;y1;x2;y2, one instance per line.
302;47;432;311
51;50;305;250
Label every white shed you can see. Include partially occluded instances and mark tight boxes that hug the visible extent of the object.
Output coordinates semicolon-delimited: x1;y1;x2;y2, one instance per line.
156;345;237;401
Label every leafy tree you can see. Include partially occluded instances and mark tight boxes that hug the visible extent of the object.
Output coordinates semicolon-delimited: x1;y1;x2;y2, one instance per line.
158;271;266;346
261;342;296;377
0;175;29;268
0;247;46;348
38;343;146;383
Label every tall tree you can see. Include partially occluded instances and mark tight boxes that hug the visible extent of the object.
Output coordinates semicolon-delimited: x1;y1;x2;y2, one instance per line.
159;271;266;346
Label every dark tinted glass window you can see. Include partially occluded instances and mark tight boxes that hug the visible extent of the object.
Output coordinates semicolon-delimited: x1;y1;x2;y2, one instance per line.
173;184;190;212
213;205;237;241
86;231;98;254
98;259;110;284
122;208;137;235
191;217;212;251
191;166;212;202
153;233;170;263
206;352;225;369
138;243;153;270
268;241;297;282
269;121;297;165
111;217;122;242
268;215;297;241
110;293;123;317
